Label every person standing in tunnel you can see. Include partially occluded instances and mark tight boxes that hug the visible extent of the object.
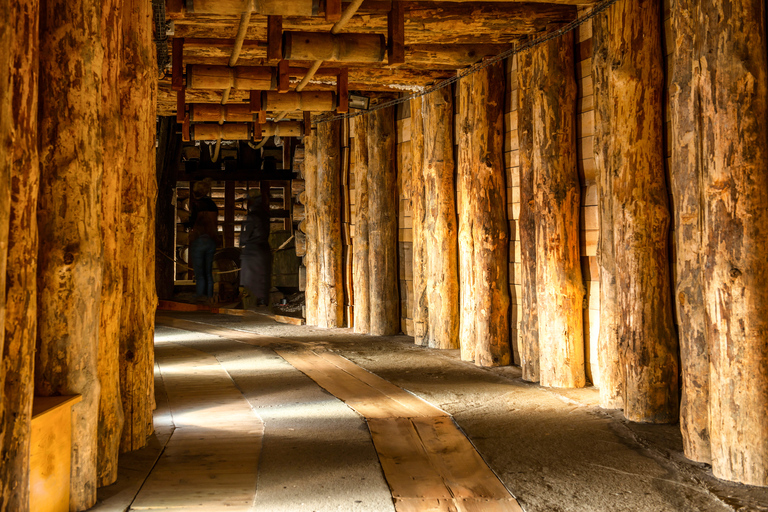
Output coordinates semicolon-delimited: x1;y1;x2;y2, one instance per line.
240;193;272;307
188;179;219;303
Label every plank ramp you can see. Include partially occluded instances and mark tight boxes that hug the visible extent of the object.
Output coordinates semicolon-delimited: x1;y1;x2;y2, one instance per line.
154;315;522;511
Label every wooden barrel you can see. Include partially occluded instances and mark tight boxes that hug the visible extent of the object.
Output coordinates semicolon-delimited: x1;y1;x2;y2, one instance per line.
283;32;386;62
262;91;335;112
187;65;275;90
261;121;302;137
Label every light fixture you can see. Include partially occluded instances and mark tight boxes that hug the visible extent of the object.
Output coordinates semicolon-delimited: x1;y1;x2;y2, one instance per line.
349;94;370;110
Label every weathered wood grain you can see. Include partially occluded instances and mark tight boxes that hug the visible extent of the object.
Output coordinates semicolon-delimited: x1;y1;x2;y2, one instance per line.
353;115;371;334
410;97;428;345
304;128;319;326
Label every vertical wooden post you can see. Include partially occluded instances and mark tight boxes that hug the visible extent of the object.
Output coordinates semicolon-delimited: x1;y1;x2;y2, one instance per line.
422;89;459;350
316;120;344;328
155;117;181;302
304;129;319;326
367;108;400;336
410;97;428;344
598;0;678;423
37;0;103;507
352;114;371;334
98;0;125;486
700;0;768;486
592;13;623;410
517;50;539;380
457;62;511;367
532;33;585;388
0;0;40;507
225;181;235;247
670;0;710;464
119;0;158;453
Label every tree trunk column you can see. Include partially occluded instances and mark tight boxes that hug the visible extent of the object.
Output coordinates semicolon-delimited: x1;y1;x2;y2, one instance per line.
119;0;158;453
352;115;371;334
410;97;428;345
316;120;344;328
367;108;400;336
0;0;40;508
36;0;104;507
531;33;585;389
517;51;539;380
601;0;679;423
670;0;710;464
700;0;768;486
422;88;459;350
304;128;319;326
457;61;511;367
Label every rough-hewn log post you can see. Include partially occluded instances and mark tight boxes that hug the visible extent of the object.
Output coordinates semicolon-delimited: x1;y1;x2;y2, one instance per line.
119;0;157;452
457;62;510;367
670;0;710;464
304;128;319;326
0;0;39;508
98;0;125;486
316;120;344;328
422;89;459;350
367;108;400;336
598;0;679;423
531;33;585;388
156;118;182;301
36;0;103;507
700;0;768;486
352;115;371;334
517;50;539;380
592;13;623;410
410;97;428;345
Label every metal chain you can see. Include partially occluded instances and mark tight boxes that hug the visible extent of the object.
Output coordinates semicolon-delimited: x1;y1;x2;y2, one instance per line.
313;0;620;126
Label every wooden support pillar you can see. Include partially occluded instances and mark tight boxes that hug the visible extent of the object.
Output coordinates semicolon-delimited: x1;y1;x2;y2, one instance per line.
670;0;710;464
700;0;768;486
315;120;344;328
367;109;400;336
0;0;39;507
337;68;348;113
224;181;235;247
595;0;678;423
517;51;539;380
410;97;428;345
118;0;158;453
37;0;103;507
155;117;181;302
457;62;510;367
352;115;371;334
530;33;585;388
304;128;319;325
97;0;125;487
421;88;459;350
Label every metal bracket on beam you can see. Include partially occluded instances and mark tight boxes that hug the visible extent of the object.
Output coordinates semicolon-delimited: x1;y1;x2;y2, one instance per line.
176;87;186;124
250;91;266;123
267;15;282;63
325;0;341;21
172;38;185;91
278;59;290;93
303;111;312;136
336;68;348;113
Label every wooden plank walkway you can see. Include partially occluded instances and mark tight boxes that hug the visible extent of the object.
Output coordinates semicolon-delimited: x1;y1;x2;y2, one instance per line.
155;315;522;512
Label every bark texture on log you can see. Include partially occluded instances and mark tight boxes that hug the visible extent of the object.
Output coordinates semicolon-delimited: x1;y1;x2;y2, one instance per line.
366;109;400;336
0;0;39;508
531;33;585;389
352;115;371;334
98;0;125;486
304;129;319;326
700;0;768;486
670;0;710;464
410;97;428;345
457;62;510;367
517;50;539;380
315;120;344;328
600;0;679;423
592;13;623;409
119;0;157;452
421;89;459;350
36;0;103;506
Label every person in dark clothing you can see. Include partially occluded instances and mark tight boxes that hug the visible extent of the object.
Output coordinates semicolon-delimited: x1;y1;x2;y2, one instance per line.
188;179;219;302
239;194;272;307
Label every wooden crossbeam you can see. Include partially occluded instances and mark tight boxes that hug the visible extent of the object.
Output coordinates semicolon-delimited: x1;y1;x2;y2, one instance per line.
267;15;282;62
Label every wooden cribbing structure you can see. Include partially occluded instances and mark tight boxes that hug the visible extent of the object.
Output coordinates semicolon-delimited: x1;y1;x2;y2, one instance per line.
352;114;371;334
315;120;344;328
36;0;103;507
186;65;276;90
411;90;459;350
283;32;386;63
596;0;678;423
670;0;710;464
261;91;335;112
457;62;510;367
366;108;400;336
530;34;585;389
0;0;40;507
698;0;768;486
